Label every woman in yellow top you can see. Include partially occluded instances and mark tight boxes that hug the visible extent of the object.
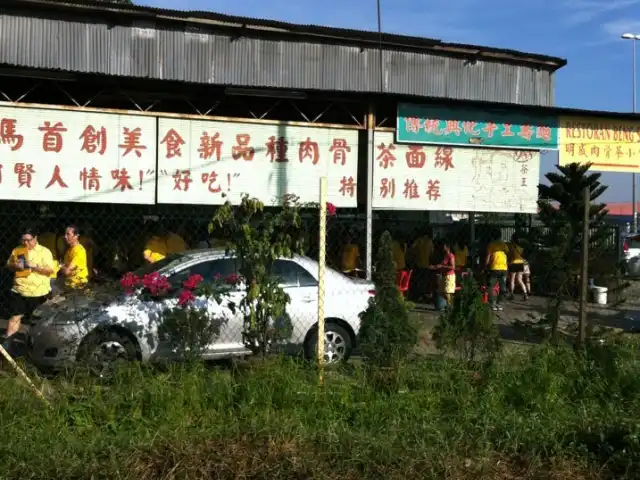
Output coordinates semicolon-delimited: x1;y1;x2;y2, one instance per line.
452;240;468;270
508;234;528;301
60;225;89;290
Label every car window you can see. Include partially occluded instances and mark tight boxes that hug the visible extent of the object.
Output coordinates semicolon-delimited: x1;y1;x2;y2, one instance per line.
168;258;238;286
271;260;318;287
132;254;185;277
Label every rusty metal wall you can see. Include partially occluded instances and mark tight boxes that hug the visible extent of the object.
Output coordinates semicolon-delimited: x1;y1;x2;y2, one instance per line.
0;12;554;106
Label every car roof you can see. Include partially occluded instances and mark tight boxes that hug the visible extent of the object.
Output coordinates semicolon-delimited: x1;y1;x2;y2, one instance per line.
180;248;319;268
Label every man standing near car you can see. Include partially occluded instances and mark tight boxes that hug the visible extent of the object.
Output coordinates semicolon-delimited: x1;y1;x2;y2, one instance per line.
60;225;89;290
3;226;54;355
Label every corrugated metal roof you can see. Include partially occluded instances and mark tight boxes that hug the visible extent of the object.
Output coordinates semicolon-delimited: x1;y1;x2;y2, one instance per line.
0;0;559;106
16;0;566;70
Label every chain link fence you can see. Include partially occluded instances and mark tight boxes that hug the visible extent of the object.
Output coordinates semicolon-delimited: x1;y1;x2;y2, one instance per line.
0;200;622;370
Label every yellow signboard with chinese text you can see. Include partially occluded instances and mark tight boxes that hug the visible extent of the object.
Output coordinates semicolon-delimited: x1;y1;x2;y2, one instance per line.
559;116;640;172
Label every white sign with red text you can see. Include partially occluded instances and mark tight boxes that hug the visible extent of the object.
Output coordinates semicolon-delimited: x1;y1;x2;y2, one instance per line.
372;131;540;213
0;106;157;204
156;118;359;207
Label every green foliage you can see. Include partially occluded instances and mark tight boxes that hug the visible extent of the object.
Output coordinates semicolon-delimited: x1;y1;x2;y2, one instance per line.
358;231;417;369
5;344;640;478
537;162;615;337
433;275;502;365
159;280;234;361
211;195;305;356
159;308;226;361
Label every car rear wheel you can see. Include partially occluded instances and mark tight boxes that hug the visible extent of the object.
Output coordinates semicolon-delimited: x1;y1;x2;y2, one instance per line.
77;329;137;379
304;322;353;364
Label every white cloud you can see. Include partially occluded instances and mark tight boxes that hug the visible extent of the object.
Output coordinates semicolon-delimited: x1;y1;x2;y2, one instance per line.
562;0;640;26
602;18;640;36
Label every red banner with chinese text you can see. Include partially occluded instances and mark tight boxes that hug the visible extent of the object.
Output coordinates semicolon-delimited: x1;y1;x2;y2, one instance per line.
372;131;540;213
0;106;157;204
156;118;359;207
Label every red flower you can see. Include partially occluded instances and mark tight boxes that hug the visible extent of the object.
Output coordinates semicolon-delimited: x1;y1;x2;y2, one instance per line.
183;274;204;290
120;272;141;294
177;289;195;307
142;272;170;296
225;273;240;285
326;202;337;217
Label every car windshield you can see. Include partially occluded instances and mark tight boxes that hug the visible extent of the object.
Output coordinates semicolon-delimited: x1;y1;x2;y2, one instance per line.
131;254;186;277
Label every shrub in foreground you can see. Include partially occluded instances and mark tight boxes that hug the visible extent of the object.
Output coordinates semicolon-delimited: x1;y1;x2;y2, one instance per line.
358;230;417;369
1;344;640;479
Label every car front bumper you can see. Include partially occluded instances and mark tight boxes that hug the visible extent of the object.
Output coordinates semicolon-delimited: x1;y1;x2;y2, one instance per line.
27;322;82;370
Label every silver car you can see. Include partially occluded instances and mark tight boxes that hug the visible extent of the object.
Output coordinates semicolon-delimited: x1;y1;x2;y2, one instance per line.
27;249;375;373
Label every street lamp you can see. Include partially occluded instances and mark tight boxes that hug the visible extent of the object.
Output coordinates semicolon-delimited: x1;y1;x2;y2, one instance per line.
622;33;640;232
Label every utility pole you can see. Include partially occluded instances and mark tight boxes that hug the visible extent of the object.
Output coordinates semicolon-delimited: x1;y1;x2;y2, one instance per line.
622;33;639;231
577;186;590;347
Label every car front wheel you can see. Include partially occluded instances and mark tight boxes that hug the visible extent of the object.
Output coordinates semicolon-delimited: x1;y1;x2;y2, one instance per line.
304;322;353;364
77;329;137;379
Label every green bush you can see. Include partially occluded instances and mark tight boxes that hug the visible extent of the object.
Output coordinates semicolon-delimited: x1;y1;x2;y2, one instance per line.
358;231;417;369
2;343;640;478
433;275;501;365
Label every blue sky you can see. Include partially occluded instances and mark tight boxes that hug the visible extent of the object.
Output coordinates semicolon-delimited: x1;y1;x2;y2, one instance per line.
138;0;640;203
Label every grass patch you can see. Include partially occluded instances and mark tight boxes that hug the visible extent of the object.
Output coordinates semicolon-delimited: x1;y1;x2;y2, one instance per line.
1;343;640;479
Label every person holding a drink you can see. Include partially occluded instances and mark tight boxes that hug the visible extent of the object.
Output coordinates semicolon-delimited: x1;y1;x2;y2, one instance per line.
2;226;54;356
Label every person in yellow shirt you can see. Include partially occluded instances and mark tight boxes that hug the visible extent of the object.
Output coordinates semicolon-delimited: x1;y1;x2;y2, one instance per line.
408;228;434;299
143;224;188;263
60;225;89;290
3;226;54;355
485;230;509;312
410;229;434;269
341;231;361;276
453;240;468;270
508;234;528;301
391;236;407;271
57;229;96;280
38;229;61;282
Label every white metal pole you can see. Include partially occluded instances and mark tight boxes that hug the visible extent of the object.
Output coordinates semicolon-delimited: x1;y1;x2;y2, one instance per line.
633;39;638;232
317;177;327;383
366;105;375;280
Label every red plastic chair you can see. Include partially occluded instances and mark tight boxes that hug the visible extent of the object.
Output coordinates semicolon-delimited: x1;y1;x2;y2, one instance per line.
480;282;501;304
455;270;470;293
396;269;413;297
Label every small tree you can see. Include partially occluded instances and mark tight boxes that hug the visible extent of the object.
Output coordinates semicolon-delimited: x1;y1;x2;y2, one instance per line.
211;195;305;356
433;276;501;365
537;162;611;337
358;231;417;368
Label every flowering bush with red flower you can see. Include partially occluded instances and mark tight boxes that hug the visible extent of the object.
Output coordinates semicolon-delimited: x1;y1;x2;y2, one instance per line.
120;270;239;360
326;202;337;217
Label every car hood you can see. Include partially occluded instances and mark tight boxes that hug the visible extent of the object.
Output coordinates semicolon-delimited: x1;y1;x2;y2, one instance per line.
34;282;122;318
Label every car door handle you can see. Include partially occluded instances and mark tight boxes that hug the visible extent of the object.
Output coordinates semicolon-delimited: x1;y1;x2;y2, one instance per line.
301;295;315;303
